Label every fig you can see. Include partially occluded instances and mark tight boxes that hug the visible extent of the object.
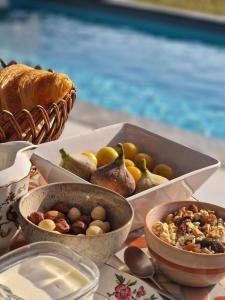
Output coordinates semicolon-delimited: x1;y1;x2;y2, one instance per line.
135;159;168;193
90;143;135;197
59;148;96;180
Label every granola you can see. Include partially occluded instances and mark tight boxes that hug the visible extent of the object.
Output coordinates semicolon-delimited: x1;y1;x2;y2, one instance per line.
152;203;225;254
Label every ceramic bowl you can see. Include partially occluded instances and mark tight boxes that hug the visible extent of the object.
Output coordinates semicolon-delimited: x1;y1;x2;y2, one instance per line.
32;122;220;231
18;182;134;266
144;200;225;287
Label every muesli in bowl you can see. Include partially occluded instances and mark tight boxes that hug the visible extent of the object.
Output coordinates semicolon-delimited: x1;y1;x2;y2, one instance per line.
152;203;225;254
144;201;225;287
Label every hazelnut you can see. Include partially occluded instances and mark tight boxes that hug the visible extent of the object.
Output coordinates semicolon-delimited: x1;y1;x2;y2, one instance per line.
44;210;65;221
86;225;103;236
38;219;55;231
70;220;86;234
52;202;70;214
55;219;70;234
90;220;110;233
91;206;106;221
28;211;44;225
103;221;111;233
77;215;92;225
67;207;81;223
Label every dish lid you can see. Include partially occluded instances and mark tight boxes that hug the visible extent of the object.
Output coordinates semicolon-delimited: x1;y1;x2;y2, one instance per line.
0;241;99;300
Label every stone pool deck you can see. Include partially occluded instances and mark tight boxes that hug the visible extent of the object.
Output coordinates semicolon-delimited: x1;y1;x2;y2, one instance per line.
61;102;225;208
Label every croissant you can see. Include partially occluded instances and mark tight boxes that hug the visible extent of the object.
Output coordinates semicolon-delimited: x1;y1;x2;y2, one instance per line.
0;64;73;114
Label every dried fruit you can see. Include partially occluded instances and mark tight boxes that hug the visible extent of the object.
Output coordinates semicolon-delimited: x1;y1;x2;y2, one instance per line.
175;216;192;233
44;210;65;221
77;215;92;225
55;219;70;234
52;202;70;214
91;143;135;197
86;225;103;236
189;203;199;213
28;211;44;225
91;206;106;221
199;238;224;253
67;207;81;223
28;202;113;236
59;148;96;180
38;219;55;231
183;244;201;253
70;220;87;234
201;213;217;226
89;220;110;232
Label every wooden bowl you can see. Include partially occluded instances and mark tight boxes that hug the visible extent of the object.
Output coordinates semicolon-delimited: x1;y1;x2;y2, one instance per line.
0;59;76;144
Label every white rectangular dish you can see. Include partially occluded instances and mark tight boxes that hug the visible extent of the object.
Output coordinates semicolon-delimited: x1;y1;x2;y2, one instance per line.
32;123;220;230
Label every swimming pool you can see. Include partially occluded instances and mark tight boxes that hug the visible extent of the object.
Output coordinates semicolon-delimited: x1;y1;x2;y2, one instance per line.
1;1;225;139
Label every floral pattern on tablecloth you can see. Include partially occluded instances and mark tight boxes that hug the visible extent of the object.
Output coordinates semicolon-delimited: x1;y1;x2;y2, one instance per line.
98;265;162;300
106;273;158;300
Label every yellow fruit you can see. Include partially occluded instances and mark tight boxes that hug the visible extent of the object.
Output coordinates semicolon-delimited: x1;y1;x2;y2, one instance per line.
96;147;118;167
127;166;142;183
122;143;139;159
82;152;97;166
134;153;153;170
153;164;175;180
125;159;135;167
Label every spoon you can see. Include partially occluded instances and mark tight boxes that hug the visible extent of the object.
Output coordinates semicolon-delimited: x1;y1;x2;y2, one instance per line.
124;246;179;300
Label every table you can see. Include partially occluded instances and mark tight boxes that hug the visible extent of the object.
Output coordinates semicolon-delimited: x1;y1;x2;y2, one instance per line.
11;170;225;300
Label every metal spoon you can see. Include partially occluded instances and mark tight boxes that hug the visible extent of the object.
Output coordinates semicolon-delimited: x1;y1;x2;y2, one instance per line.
124;246;179;300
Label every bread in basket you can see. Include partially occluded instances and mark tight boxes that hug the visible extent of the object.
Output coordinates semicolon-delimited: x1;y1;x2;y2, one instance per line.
0;59;76;144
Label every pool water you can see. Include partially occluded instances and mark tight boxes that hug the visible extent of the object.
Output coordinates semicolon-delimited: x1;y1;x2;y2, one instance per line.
1;1;225;139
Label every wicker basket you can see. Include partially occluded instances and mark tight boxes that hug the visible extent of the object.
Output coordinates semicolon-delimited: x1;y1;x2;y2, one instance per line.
0;59;76;144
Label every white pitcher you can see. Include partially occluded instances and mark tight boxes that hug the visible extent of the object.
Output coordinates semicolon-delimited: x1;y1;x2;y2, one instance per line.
0;141;37;254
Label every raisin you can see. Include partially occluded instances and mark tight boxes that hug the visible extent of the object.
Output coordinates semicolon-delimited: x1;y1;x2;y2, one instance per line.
176;216;191;233
199;238;224;253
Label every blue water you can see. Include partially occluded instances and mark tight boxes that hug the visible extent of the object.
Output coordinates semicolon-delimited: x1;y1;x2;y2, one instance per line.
1;1;225;139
